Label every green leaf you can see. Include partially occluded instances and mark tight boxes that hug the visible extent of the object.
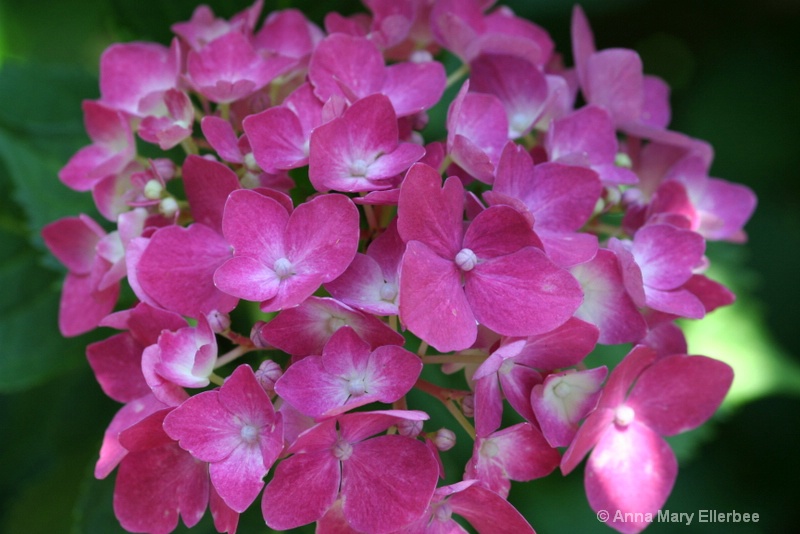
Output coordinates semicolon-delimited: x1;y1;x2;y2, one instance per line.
0;226;90;392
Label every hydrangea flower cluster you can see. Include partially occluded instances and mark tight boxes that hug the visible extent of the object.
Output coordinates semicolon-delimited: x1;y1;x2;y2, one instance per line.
43;1;756;533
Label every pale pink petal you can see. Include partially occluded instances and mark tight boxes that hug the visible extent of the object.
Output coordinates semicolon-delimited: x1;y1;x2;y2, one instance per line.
585;422;677;534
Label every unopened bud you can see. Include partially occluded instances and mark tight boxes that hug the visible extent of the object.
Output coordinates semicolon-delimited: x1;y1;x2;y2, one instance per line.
409;50;434;63
461;394;475;418
206;310;230;333
432;428;456;451
255;360;283;393
396;419;423;437
143;179;163;200
159;197;179;218
251;321;271;349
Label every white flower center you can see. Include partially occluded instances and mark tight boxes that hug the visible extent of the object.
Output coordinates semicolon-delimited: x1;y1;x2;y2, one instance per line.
455;248;478;271
240;424;259;444
350;159;369;178
553;380;572;399
480;438;500;459
332;439;353;461
347;376;367;396
433;501;453;522
379;281;397;302
273;257;295;279
326;316;347;333
614;405;635;427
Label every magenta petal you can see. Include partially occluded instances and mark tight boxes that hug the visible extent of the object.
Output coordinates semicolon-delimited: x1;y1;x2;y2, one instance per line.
309;34;385;102
448;483;535;534
42;215;104;274
214;255;281;302
466;247;582;336
397;165;464;258
560;407;615;475
114;443;209;534
463;205;542;258
342;435;438;533
399;240;476;353
201;116;244;163
209;443;267;513
59;269;119;336
627;354;733;436
382;60;447;116
137;223;237;317
244;106;308;172
164;391;239;462
585;422;677;534
222;189;289;260
633;224;705;290
324;253;398;315
492;423;560;482
183;155;241;235
275;356;352;418
570;249;647;345
87;333;150;403
285;193;359;279
262;451;341;530
645;286;705;318
515;317;600;370
474;374;503;438
584;49;644;125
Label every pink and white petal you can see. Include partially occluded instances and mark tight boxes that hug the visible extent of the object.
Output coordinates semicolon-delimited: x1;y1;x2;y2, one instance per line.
449;134;496;184
259;272;325;312
214;256;281;303
163;391;241;462
100;41;179;115
209;483;240;534
345;94;402;156
321;326;373;377
585;422;677;534
325;253;397;315
339;410;429;444
532;366;607;448
285;193;359;279
399;240;476;353
275;356;352;418
467;247;582;337
219;365;278;430
365;142;426;182
262;451;341;530
222;189;288;260
210;442;268;513
382;60;447;117
570;249;647;345
397;166;464;258
547;106;618;168
244;106;308;172
342;435;438;534
627;354;733;436
570;5;596;86
136;224;237;317
366;345;423;403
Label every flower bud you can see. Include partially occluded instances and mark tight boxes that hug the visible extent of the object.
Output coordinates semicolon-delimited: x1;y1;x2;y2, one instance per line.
206;310;230;333
255;360;283;393
461;394;475;418
396;418;423;438
250;321;271;349
432;428;456;451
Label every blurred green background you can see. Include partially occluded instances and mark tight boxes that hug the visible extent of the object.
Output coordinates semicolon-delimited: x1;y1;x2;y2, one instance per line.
1;0;798;532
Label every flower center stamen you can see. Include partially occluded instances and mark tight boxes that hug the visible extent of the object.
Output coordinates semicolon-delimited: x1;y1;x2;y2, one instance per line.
455;248;478;271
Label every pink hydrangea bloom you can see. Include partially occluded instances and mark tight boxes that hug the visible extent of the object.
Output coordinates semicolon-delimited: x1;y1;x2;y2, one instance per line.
164;365;284;512
562;345;733;534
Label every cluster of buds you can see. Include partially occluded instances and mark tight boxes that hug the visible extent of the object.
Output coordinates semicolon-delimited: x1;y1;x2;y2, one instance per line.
43;1;756;533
